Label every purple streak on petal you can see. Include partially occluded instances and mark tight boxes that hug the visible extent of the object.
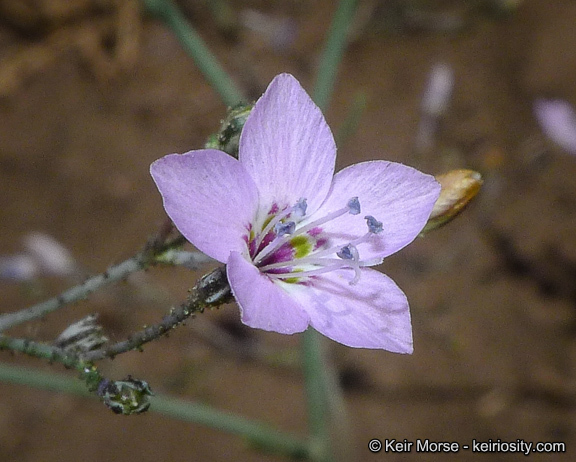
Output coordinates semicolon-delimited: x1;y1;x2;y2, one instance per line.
308;227;323;237
314;237;328;250
315;161;440;261
534;98;576;155
258;242;293;267
227;251;310;334
291;268;413;352
150;150;259;263
239;73;336;215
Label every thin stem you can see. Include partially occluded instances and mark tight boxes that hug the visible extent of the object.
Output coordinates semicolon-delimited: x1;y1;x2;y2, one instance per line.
0;235;187;333
301;329;332;462
0;336;104;392
0;336;84;371
0;362;311;459
142;0;245;107
313;0;358;111
152;395;309;458
0;362;91;397
0;254;145;333
335;90;367;147
304;1;358;461
83;266;231;361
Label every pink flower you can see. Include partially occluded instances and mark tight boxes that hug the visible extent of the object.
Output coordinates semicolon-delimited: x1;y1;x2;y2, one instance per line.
151;74;440;352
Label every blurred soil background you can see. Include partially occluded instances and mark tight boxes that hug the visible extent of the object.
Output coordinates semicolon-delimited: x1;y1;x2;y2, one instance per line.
1;0;576;460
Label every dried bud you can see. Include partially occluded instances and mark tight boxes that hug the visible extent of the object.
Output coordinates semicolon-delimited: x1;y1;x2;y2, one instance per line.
421;169;483;235
97;377;153;415
54;314;108;352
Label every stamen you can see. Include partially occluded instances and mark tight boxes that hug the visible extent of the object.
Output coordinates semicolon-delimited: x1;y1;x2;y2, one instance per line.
285;197;363;238
262;243;364;285
253;198;378;287
267;261;363;285
254;200;356;264
292;198;307;218
336;244;361;284
274;221;295;236
260;257;350;273
303;232;373;261
253;200;305;252
347;197;361;215
365;215;383;234
336;243;359;260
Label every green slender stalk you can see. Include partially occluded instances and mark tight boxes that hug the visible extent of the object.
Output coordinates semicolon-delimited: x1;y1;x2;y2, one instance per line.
301;329;331;461
335;90;367;147
313;0;358;111
305;1;358;461
0;362;310;459
0;362;91;397
152;396;309;458
0;336;104;392
142;0;245;107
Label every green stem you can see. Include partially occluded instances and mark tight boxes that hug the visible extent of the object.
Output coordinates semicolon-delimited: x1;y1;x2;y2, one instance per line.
305;1;358;461
0;336;83;371
152;396;309;458
142;0;245;107
335;90;367;147
301;329;332;461
313;0;358;111
0;362;310;459
0;336;103;391
0;362;91;397
83;266;231;361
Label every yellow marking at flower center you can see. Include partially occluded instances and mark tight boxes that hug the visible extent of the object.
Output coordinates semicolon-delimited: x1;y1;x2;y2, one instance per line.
290;235;312;258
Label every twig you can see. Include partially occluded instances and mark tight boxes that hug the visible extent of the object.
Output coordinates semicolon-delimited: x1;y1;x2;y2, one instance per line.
0;235;187;333
0;335;103;395
83;266;231;361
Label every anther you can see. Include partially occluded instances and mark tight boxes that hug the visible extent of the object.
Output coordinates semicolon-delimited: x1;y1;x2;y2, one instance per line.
365;215;383;234
292;198;307;218
274;221;295;236
337;244;359;261
347;197;360;215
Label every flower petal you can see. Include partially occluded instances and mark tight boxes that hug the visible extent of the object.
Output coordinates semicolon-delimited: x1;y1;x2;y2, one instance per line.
291;268;413;352
239;73;336;215
150;151;259;262
314;161;440;261
227;251;311;334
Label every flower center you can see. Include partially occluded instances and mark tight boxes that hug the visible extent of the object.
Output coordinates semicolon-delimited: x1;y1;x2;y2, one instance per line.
245;197;383;285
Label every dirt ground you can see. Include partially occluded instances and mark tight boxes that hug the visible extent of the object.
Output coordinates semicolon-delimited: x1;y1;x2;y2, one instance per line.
1;1;576;461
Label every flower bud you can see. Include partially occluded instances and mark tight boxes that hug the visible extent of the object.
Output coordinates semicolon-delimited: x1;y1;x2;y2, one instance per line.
97;377;153;415
421;169;483;235
205;103;254;158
